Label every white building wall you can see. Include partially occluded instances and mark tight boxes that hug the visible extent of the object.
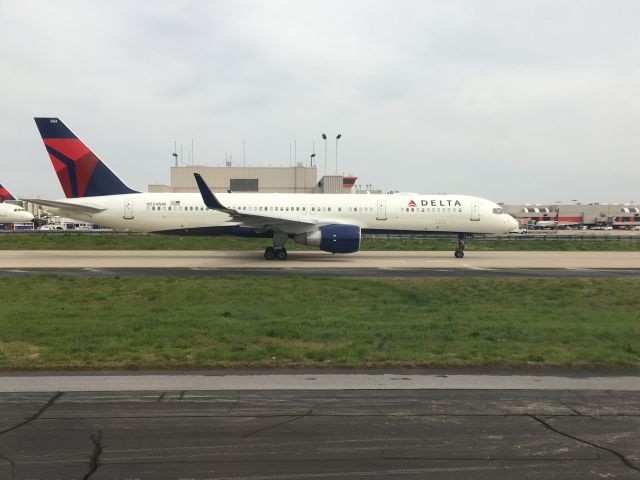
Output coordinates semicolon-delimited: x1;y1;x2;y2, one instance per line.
149;165;357;194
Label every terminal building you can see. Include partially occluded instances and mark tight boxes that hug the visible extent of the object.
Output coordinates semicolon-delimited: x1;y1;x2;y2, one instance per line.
502;203;640;228
149;165;357;195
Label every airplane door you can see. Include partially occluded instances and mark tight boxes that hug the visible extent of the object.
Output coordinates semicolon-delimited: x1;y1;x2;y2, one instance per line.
123;199;134;219
376;200;387;220
471;201;480;221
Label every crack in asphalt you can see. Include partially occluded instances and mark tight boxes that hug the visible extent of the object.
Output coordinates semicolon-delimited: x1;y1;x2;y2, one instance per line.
530;414;640;473
561;403;587;417
241;409;313;438
0;453;16;480
81;431;104;480
0;392;63;436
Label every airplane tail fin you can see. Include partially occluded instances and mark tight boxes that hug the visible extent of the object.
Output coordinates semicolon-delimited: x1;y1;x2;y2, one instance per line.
34;118;138;198
0;184;15;202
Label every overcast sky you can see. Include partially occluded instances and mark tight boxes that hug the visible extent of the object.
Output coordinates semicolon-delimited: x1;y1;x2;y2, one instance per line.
2;0;639;203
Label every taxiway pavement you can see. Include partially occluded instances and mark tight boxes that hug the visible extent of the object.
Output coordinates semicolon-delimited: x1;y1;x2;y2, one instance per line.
1;371;640;479
1;250;640;277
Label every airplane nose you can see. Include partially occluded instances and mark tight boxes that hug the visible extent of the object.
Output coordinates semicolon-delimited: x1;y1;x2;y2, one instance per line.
507;215;518;230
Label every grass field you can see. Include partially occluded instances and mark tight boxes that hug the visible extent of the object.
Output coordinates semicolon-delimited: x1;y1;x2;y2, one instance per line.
1;276;638;369
1;232;639;251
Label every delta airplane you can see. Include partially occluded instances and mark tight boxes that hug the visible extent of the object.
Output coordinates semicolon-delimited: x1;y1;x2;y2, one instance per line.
0;183;34;224
30;117;517;259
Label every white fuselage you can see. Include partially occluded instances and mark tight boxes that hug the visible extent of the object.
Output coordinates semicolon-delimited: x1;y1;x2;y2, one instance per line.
0;203;34;223
43;192;518;236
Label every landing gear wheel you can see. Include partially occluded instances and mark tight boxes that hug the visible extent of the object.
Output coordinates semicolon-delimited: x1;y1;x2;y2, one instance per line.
455;233;466;259
276;247;288;260
264;246;275;260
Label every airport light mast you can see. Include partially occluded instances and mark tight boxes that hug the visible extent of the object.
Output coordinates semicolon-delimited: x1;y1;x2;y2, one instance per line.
335;134;342;174
322;133;327;177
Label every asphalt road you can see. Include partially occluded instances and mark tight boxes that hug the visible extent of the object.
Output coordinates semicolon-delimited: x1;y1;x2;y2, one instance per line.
1;250;640;277
1;372;640;479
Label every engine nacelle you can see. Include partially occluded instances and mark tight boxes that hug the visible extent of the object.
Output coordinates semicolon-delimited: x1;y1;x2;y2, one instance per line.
294;224;361;254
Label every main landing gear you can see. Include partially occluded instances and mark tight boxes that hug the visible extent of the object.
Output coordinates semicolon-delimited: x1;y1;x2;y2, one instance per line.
264;246;288;260
454;233;466;258
264;231;289;260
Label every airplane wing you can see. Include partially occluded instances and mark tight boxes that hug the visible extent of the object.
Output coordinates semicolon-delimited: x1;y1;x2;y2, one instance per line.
23;198;106;215
193;173;320;233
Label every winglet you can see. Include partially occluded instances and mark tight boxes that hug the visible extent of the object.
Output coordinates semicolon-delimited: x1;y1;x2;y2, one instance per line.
194;173;235;214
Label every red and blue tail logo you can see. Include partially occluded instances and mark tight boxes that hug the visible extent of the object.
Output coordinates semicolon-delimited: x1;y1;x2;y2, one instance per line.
0;183;15;202
34;118;138;198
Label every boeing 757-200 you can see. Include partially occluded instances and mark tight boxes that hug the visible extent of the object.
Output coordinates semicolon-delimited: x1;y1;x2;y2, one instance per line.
29;117;517;259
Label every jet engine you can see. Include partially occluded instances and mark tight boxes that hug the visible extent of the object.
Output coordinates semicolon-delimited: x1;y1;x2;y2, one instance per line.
294;224;361;254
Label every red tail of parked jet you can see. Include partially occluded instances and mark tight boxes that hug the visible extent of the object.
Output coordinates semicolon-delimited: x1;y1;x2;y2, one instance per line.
0;183;15;202
34;118;137;198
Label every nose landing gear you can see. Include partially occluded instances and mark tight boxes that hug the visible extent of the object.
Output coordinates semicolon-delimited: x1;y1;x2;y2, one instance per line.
454;233;465;258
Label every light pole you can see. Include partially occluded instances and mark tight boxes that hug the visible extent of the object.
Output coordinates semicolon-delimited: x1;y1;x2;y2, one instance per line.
310;153;316;166
173;141;178;166
335;134;342;175
322;133;327;177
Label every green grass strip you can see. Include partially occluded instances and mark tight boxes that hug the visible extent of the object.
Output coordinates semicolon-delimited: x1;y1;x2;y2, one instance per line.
1;276;638;369
1;233;639;251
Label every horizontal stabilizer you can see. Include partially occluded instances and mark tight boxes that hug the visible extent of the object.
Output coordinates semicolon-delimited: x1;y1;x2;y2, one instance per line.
23;198;106;215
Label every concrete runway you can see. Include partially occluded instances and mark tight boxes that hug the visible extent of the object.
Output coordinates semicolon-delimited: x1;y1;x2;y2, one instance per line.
1;250;640;277
1;371;640;479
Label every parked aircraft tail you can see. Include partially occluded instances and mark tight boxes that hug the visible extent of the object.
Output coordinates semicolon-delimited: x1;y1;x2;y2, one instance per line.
0;184;15;202
34;118;138;198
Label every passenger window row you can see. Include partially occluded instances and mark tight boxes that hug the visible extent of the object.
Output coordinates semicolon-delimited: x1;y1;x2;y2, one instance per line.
147;204;379;214
148;205;206;211
400;207;463;213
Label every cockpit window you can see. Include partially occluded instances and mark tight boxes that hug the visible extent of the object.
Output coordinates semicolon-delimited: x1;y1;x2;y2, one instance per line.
492;207;504;215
